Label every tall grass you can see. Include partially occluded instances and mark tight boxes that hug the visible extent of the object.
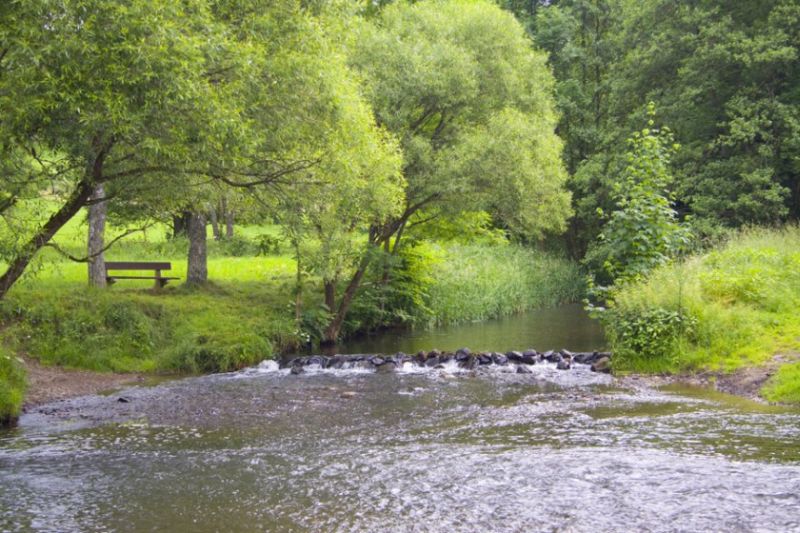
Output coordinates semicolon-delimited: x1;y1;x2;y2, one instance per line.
606;226;800;401
404;242;584;327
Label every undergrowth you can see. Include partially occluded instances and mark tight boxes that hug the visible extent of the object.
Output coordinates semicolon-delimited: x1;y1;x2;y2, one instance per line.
603;226;800;401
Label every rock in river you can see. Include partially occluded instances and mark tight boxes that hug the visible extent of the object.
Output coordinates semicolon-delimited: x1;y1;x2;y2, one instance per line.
591;357;612;374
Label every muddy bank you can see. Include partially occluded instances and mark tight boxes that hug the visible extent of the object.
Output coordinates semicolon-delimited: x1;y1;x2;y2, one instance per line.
22;357;145;410
621;353;800;403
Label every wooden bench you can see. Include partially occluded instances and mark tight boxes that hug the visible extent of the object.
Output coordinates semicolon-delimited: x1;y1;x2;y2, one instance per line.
105;261;180;288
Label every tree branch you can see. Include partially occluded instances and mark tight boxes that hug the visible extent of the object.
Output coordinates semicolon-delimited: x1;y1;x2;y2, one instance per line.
44;223;156;263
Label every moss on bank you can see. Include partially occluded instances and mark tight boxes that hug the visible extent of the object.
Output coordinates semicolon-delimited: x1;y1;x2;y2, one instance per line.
603;226;800;403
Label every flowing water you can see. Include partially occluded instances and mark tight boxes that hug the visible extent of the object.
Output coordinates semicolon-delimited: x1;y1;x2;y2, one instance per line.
2;306;800;532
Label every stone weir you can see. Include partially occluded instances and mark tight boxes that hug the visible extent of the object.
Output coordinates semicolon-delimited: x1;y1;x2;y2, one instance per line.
283;348;612;375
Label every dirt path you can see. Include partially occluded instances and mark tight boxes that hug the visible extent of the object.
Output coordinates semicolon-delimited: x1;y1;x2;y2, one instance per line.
22;357;145;411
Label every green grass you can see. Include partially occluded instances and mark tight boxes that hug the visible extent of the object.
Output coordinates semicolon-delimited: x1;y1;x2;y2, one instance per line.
763;362;800;403
604;226;800;402
2;215;301;377
0;348;26;425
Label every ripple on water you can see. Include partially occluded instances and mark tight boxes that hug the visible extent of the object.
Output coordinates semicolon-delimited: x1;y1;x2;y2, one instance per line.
2;362;800;532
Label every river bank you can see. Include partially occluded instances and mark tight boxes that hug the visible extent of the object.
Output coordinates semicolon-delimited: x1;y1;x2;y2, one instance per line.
601;227;800;404
21;357;146;409
0;225;585;424
619;352;800;403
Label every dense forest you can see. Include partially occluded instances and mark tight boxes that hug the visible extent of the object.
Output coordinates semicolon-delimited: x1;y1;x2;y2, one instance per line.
508;0;799;250
1;0;799;421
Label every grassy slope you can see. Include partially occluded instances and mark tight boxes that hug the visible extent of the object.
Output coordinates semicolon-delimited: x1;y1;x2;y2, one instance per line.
2;217;298;374
607;226;800;402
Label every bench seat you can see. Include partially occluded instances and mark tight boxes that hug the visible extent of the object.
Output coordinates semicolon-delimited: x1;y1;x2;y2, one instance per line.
105;261;179;288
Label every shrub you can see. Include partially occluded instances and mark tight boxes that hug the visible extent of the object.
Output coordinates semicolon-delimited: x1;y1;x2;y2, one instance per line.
603;307;696;371
215;235;257;257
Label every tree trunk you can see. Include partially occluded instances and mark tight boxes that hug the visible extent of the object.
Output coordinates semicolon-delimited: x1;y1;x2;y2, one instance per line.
172;211;191;239
0;181;95;300
225;210;234;239
294;239;302;324
322;262;370;344
209;205;221;241
186;212;207;285
324;280;336;312
87;184;108;287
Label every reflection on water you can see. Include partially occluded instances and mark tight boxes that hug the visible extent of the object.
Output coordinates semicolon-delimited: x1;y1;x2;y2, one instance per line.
340;303;606;355
2;358;800;532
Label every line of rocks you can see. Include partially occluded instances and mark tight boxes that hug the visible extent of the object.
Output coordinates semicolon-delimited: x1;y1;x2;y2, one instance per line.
284;348;612;375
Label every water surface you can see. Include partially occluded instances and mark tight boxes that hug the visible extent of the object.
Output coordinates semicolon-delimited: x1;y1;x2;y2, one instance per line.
2;308;799;532
340;303;605;354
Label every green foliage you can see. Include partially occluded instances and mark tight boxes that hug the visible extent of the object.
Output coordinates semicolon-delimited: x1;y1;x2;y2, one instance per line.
352;0;571;241
586;105;691;285
405;211;508;246
216;236;258;258
506;0;800;253
418;244;584;326
602;307;696;372
603;227;800;386
255;234;283;256
0;347;25;425
398;242;583;328
1;287;293;374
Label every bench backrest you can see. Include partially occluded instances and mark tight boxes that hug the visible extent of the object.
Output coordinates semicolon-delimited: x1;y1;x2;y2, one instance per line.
105;261;172;271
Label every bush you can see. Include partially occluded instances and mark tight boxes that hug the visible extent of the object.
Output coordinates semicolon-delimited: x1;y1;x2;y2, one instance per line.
215;235;257;257
255;234;283;256
602;307;696;372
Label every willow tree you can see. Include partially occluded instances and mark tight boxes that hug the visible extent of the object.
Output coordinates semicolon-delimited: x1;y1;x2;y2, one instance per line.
291;0;572;342
231;3;407;343
0;0;244;298
350;0;571;248
288;91;403;344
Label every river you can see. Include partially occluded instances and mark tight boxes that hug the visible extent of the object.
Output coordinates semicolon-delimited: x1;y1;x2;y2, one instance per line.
2;306;800;532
